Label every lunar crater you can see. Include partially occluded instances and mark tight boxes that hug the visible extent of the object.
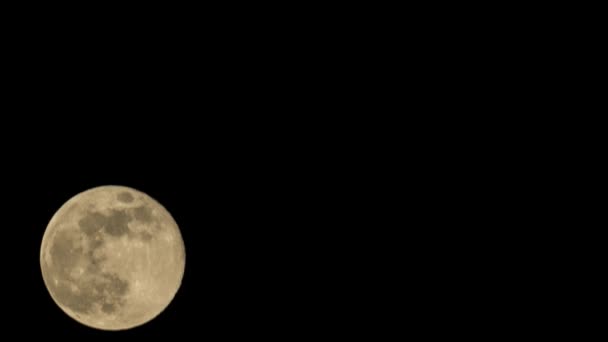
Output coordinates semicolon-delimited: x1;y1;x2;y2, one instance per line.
132;205;153;223
117;192;134;203
105;210;131;236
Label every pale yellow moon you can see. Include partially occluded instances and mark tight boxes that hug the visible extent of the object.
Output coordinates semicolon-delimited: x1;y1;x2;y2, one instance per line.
40;185;186;331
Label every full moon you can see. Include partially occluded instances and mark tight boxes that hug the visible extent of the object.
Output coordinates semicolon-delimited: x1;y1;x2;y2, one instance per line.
40;185;186;331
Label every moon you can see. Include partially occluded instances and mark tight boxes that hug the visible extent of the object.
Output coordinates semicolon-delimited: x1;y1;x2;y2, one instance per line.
40;185;186;331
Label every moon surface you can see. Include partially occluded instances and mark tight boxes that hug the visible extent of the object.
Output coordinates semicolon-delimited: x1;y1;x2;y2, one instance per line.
40;185;186;331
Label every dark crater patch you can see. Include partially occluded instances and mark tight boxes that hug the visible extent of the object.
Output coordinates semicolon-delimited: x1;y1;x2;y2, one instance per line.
78;212;106;236
86;262;102;274
89;238;104;249
117;191;134;203
132;205;153;223
78;210;132;238
101;303;116;314
105;210;131;236
101;272;129;296
140;231;154;241
83;229;105;273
